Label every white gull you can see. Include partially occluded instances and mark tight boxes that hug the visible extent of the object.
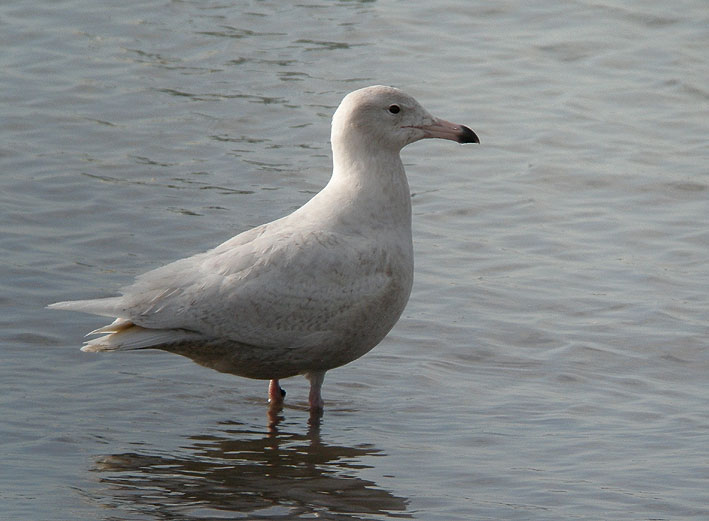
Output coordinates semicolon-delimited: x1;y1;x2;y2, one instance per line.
49;85;479;414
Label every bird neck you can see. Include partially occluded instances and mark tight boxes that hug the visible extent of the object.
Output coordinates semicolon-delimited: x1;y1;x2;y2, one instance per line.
320;138;412;231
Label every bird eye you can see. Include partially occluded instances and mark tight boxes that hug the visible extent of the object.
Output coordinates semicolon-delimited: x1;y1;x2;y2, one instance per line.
388;104;400;114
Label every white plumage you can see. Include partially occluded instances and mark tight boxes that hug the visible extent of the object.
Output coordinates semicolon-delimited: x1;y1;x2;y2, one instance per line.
49;85;478;413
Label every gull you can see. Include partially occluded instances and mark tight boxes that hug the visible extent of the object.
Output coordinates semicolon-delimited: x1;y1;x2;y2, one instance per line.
49;85;479;415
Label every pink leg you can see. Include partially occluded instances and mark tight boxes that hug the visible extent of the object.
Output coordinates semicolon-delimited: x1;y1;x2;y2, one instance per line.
305;371;326;412
268;379;285;406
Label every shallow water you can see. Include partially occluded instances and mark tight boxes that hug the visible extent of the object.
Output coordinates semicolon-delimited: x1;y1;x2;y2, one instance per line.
2;0;708;519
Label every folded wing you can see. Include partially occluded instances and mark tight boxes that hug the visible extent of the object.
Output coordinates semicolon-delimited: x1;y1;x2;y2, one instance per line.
50;227;401;352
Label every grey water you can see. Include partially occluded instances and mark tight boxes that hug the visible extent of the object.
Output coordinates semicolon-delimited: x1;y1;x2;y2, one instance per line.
2;0;708;519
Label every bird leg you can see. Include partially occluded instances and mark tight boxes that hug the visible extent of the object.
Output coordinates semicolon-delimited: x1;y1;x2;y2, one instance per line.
305;371;326;412
268;379;285;407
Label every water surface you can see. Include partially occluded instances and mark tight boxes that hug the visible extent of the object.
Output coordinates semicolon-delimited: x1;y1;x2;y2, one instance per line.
2;0;708;519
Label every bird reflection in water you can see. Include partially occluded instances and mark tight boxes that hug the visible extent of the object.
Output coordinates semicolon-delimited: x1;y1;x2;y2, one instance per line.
90;418;410;519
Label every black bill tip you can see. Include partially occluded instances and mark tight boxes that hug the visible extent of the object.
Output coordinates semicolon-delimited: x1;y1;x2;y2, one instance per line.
459;125;480;144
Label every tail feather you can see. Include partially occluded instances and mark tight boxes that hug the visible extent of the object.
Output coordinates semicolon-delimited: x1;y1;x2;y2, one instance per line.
50;296;206;352
81;325;203;352
88;317;134;336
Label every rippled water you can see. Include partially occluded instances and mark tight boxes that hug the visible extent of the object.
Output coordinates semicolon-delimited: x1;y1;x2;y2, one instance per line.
2;0;708;519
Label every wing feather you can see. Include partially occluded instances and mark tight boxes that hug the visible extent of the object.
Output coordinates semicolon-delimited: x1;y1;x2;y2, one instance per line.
54;227;407;351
